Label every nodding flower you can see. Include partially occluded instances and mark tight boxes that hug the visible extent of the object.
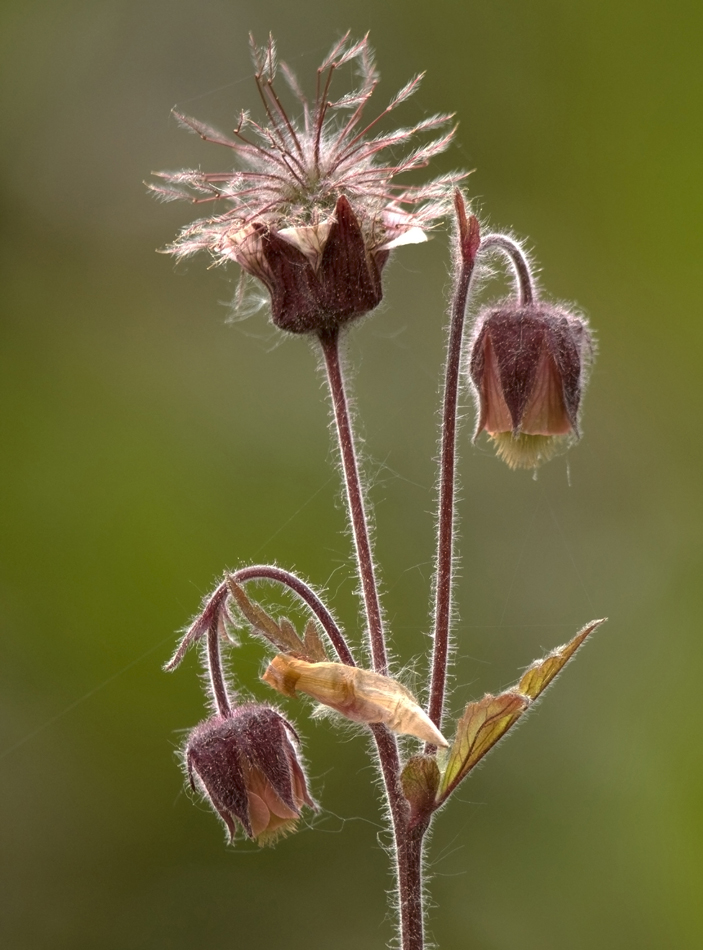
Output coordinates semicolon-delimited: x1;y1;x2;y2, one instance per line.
469;301;594;469
150;33;464;334
185;704;315;846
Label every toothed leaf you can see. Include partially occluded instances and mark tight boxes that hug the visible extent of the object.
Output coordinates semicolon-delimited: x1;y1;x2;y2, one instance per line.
303;619;328;661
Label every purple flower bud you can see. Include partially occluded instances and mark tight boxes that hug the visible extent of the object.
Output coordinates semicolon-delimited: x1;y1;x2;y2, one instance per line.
469;301;593;469
185;704;315;845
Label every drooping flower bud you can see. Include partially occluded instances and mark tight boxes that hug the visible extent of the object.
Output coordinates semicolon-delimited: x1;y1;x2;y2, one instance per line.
469;301;593;468
185;704;315;845
262;654;448;747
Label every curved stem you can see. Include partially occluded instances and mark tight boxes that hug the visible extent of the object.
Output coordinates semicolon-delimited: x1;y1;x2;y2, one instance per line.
426;233;478;738
166;567;355;671
480;233;535;305
318;327;388;674
230;564;356;666
207;622;232;717
165;584;229;671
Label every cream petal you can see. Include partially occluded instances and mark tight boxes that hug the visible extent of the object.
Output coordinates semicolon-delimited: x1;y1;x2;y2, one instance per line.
277;221;333;270
378;227;428;250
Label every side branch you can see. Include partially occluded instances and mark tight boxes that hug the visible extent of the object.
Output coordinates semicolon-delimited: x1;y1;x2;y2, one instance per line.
427;194;479;739
231;564;356;666
165;564;355;670
480;233;535;305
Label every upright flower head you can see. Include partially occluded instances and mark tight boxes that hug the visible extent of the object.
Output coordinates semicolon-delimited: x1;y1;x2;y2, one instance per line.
185;704;315;845
150;33;463;333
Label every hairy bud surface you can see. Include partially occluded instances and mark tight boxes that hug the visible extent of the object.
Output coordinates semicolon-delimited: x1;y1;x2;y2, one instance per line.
185;705;315;845
469;301;593;468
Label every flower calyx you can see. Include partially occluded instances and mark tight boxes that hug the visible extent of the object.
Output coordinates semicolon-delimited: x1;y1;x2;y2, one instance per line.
226;195;389;334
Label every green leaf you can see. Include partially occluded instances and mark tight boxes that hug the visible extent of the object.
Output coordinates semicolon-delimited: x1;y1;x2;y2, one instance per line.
437;691;529;802
436;618;606;805
518;619;605;700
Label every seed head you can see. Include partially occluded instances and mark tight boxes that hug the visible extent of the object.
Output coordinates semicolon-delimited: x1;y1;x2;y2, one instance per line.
150;33;464;333
185;705;315;845
469;301;594;469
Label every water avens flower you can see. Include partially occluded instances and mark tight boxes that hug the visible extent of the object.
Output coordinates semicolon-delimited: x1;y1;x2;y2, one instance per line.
185;704;315;845
469;301;594;469
150;33;463;333
155;30;605;939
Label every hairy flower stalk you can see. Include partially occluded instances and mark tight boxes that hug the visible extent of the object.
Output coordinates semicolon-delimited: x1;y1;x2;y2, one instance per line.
427;194;481;739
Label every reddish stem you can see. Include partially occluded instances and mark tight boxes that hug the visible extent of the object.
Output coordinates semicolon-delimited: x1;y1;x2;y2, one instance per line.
165;566;354;671
318;327;424;949
427;204;478;739
369;723;426;950
207;622;232;718
231;564;356;666
480;233;535;305
318;327;388;674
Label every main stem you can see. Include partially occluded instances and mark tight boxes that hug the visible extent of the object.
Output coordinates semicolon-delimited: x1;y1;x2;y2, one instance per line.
319;326;425;950
318;327;388;674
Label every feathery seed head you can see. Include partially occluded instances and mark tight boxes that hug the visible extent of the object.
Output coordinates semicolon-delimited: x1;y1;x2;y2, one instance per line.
150;33;465;333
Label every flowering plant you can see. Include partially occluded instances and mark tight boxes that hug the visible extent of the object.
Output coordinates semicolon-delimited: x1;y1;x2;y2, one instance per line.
151;33;603;950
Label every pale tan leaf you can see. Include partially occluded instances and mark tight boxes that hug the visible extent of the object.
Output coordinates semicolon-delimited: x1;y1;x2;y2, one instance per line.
263;656;447;746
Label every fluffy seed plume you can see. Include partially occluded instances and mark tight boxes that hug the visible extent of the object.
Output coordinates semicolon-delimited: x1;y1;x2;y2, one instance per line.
149;33;465;333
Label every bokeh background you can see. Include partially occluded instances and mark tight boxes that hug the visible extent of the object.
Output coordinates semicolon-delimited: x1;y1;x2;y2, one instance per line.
1;1;702;948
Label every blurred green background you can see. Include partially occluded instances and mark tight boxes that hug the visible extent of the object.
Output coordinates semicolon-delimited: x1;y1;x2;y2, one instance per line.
1;1;701;948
